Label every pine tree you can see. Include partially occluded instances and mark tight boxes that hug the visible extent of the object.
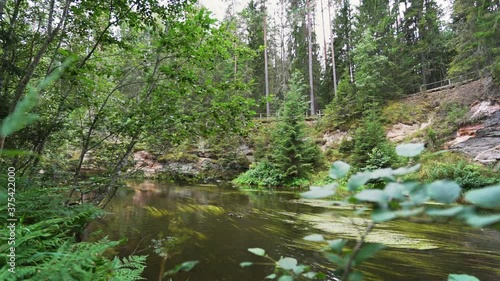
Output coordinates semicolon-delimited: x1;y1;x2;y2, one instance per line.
352;108;393;167
353;29;402;107
321;0;355;107
449;0;500;81
241;0;267;113
397;0;451;93
287;0;323;110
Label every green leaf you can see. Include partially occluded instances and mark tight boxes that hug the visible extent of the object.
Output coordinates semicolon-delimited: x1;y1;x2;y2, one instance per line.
372;210;397;222
0;58;73;138
406;189;430;206
448;274;480;281
395;143;425;157
384;182;407;200
347;172;371;191
265;273;277;279
369;168;394;180
355;189;388;204
465;214;500;228
464;185;500;208
293;265;306;274
395;207;425;217
402;181;421;192
426;206;465;217
301;184;337;199
303;234;324;242
325;253;346;267
348;271;364;281
240;262;253;267
164;260;199;276
327;239;347;253
354;243;385;265
302;272;319;279
426;180;461;203
177;261;198;271
393;164;421;176
278;275;294;281
329;161;350;179
277;257;298;270
248;248;266;256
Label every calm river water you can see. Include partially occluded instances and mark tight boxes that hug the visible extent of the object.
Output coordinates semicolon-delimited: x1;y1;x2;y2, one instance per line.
85;181;500;281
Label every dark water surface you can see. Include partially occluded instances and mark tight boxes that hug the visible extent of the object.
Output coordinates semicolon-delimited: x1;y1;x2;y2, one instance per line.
85;181;500;281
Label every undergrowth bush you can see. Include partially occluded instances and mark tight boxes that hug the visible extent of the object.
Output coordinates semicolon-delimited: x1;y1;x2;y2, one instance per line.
0;186;146;281
352;108;399;169
234;161;284;187
382;100;429;124
423;160;499;190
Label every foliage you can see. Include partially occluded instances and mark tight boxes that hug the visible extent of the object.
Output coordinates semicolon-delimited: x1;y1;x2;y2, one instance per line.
234;161;284;187
381;101;430;125
352;109;398;168
418;159;499;191
243;143;499;280
442;103;469;126
0;186;146;281
320;77;358;130
363;144;400;172
0;39;149;281
352;30;402;106
268;72;322;182
235;72;322;187
241;247;325;280
449;0;500;81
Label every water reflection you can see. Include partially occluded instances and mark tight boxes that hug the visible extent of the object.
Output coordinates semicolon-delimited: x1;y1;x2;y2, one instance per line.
85;181;500;281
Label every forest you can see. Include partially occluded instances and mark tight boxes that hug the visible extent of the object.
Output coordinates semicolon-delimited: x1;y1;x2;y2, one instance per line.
0;0;499;280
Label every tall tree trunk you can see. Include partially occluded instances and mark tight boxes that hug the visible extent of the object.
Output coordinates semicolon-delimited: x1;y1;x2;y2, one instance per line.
307;0;315;115
280;0;287;96
327;0;338;97
320;0;328;68
263;0;270;117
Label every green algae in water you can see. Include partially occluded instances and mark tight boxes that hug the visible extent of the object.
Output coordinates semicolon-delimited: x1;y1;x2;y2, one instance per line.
280;211;438;250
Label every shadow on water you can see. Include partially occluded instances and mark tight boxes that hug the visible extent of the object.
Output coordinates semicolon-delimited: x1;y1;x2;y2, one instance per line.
84;181;500;281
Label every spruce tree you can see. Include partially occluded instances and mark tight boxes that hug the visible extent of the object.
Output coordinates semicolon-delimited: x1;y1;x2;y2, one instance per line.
352;108;392;167
449;0;500;81
269;71;321;184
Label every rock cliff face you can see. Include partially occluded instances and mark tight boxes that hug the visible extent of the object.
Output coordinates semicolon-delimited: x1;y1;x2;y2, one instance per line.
130;145;252;180
451;110;500;165
320;76;500;167
446;77;500;166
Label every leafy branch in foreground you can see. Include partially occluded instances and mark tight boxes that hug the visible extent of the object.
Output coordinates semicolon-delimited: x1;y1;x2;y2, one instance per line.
0;57;75;151
241;248;326;281
242;143;499;281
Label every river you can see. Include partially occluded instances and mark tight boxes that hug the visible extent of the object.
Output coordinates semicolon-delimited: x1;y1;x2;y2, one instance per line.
84;181;500;281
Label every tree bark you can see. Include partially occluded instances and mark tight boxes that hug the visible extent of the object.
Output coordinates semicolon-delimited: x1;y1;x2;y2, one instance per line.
263;0;270;117
307;0;315;115
327;0;338;97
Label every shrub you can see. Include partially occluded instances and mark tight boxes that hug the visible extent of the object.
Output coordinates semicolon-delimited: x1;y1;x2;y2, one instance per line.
234;161;283;187
363;143;401;171
382;101;429;125
425;160;499;190
352;108;398;168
